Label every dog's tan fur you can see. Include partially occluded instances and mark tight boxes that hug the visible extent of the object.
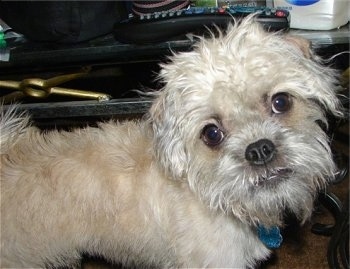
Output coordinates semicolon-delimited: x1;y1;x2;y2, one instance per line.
1;117;268;268
0;16;342;268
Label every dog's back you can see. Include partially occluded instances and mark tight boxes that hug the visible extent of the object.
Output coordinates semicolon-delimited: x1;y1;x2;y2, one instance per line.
0;106;30;154
0;108;163;268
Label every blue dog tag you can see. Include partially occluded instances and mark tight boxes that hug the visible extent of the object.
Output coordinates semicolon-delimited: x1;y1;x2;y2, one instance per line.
257;225;283;249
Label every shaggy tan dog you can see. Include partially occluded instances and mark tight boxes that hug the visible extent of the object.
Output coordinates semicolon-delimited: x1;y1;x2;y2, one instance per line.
0;16;342;268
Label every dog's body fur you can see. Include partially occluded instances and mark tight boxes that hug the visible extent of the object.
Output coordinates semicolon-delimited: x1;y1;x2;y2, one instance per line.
0;17;342;268
1;118;267;268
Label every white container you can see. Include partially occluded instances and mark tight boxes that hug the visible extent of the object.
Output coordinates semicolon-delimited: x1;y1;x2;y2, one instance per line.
273;0;349;30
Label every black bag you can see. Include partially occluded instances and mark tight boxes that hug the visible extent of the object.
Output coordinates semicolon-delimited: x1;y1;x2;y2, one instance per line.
0;1;127;43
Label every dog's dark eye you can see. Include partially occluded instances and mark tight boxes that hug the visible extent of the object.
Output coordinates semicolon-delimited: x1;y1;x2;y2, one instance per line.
201;124;224;147
271;93;292;114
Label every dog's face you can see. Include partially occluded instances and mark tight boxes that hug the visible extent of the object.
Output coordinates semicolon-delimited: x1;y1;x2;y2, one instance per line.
148;18;341;227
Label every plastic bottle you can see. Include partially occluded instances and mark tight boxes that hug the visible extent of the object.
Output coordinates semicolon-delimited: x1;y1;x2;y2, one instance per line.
273;0;349;30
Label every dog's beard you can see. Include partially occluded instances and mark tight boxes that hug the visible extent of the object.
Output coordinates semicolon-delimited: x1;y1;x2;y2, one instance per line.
186;121;335;227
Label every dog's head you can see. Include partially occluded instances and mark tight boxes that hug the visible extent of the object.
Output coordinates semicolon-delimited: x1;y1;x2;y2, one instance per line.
147;16;342;226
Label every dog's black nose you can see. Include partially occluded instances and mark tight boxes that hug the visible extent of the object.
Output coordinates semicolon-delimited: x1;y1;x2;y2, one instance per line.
245;139;276;165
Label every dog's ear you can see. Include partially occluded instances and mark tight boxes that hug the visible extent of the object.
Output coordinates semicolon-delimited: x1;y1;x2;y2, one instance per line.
284;35;312;59
148;89;189;179
284;35;343;119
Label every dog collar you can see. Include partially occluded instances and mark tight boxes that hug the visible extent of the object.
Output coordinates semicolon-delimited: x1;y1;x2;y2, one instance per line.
257;225;283;249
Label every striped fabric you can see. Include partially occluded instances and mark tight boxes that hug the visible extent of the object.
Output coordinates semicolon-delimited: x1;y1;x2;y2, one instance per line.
132;0;190;15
